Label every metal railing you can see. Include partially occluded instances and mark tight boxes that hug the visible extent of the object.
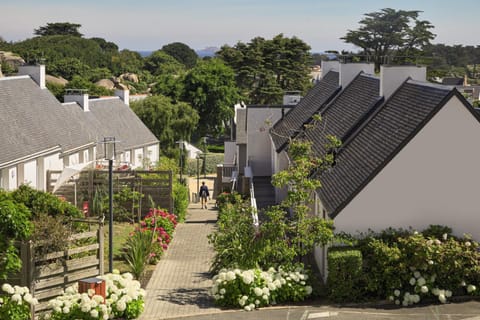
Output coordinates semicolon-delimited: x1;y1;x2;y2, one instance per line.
245;166;259;230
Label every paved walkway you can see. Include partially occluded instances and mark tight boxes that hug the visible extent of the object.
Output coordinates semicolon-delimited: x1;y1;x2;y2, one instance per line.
140;197;222;320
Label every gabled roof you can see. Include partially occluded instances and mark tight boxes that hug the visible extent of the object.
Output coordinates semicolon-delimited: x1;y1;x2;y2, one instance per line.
304;73;383;158
86;98;159;154
318;80;471;218
0;75;158;167
0;76;92;165
442;77;463;86
270;71;340;152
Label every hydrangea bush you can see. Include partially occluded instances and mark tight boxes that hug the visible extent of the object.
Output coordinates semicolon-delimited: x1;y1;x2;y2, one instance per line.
211;266;313;311
0;284;38;320
330;227;480;306
45;271;145;320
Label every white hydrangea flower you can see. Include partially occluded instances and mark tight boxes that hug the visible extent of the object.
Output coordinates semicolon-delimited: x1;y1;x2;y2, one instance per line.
219;288;226;295
11;293;22;304
226;271;236;281
413;271;421;279
244;305;251;311
438;294;447;303
409;278;416;286
417;277;426;286
394;289;401;297
305;286;313;295
467;284;477;293
2;284;14;294
254;287;263;296
445;290;452;298
420;286;429;293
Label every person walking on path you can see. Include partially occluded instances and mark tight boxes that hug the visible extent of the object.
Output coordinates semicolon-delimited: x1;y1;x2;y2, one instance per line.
199;181;210;209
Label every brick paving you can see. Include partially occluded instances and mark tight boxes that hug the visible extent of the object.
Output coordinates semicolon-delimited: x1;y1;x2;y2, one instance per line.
140;197;222;320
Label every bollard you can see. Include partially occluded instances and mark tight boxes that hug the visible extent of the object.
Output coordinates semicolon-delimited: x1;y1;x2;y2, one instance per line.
78;277;106;302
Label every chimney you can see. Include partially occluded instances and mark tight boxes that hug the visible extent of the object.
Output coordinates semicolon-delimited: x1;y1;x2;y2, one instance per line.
339;63;375;88
18;64;46;89
115;89;130;106
64;89;89;111
380;65;427;100
320;60;340;78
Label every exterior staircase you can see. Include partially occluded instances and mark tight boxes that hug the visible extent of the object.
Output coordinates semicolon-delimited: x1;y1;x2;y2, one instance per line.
253;176;276;210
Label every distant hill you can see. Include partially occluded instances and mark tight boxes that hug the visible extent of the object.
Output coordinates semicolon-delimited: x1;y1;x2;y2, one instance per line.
137;50;153;57
196;47;219;57
136;47;218;59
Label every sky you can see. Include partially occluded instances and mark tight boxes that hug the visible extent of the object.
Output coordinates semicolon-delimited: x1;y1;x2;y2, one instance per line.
1;0;479;52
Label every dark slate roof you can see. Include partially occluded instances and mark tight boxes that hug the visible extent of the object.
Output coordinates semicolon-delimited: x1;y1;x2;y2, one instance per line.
318;80;465;218
87;98;159;154
304;73;383;158
0;76;92;165
270;71;340;152
442;77;463;86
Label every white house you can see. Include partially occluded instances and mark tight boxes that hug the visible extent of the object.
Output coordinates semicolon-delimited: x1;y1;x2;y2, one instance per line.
0;64;159;191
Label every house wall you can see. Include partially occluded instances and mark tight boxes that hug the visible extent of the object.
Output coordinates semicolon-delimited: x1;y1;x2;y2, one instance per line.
23;160;37;188
246;107;284;176
146;144;160;166
9;167;17;190
333;97;480;240
133;148;144;168
42;153;63;191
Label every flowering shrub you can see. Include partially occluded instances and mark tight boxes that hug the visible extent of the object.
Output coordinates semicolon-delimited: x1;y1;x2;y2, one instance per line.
0;283;38;320
46;271;145;320
331;227;480;306
211;266;312;311
141;208;177;237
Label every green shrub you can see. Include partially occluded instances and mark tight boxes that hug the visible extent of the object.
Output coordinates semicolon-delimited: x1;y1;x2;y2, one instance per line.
421;224;453;240
186;154;224;176
339;228;480;305
11;185;83;219
208;200;258;273
326;248;363;302
216;192;243;213
211;266;313;311
123;230;157;279
173;182;189;222
0;200;33;279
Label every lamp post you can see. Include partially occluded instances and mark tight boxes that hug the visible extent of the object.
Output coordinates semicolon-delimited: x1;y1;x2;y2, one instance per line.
176;140;184;183
196;155;200;203
103;137;116;273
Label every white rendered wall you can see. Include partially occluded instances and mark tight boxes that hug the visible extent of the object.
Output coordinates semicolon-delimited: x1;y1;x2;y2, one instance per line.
380;66;427;99
333;97;480;240
340;63;375;88
133;148;144;168
247;108;284;176
23;160;37;188
8;167;17;190
147;144;159;166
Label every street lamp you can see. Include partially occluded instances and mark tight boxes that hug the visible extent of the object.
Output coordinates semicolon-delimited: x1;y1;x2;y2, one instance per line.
176;140;184;183
103;137;116;273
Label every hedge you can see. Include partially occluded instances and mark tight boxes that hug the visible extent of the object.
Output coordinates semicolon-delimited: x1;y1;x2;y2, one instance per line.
326;247;363;302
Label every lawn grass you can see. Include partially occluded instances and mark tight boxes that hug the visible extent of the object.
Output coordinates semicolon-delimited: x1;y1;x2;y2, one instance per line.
103;222;137;273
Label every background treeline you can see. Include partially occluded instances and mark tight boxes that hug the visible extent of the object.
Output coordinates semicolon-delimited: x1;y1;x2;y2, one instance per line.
1;21;480;157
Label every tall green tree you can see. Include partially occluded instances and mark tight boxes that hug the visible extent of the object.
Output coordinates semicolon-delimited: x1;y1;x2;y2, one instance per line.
217;34;312;104
144;50;185;76
34;22;83;37
130;95;199;156
182;58;240;137
162;42;198;69
341;8;435;71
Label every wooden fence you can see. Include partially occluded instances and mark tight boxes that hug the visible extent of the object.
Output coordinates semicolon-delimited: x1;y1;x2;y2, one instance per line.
47;169;173;218
6;220;104;317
